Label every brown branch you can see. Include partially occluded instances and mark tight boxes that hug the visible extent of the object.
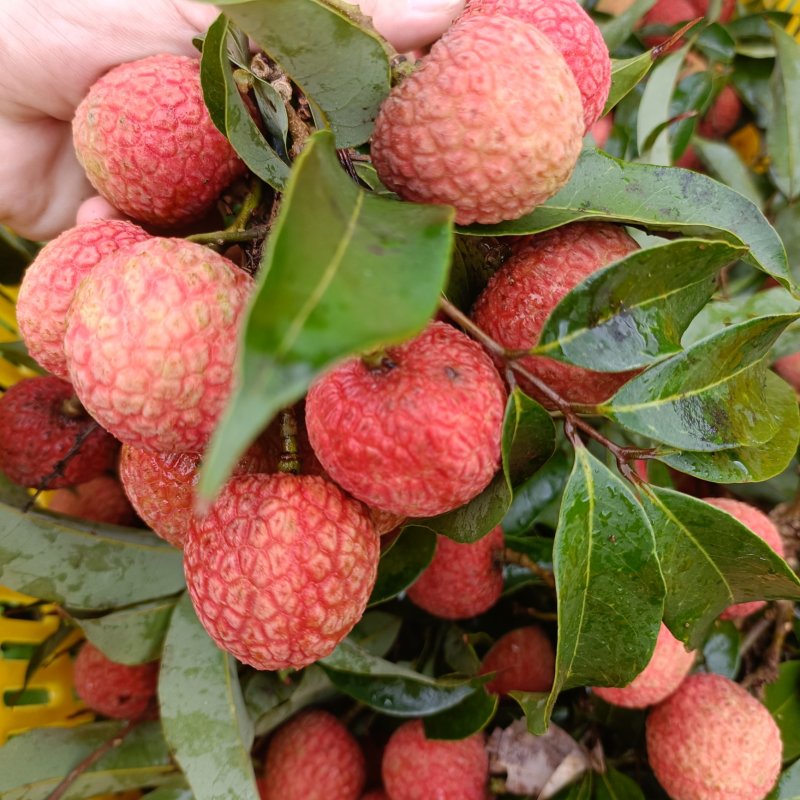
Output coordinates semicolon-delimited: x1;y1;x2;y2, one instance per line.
742;601;794;697
505;548;556;589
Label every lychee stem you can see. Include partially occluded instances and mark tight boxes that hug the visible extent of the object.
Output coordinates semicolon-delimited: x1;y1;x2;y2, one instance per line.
228;178;263;233
61;395;85;419
186;224;269;246
362;349;397;372
505;548;555;588
277;408;300;475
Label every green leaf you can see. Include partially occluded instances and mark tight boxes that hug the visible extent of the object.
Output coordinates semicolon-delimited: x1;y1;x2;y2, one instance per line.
658;372;799;483
9;620;76;706
0;504;184;612
368;526;436;606
693;137;766;207
508;690;550;733
0;340;44;374
0;722;174;800
143;783;194;800
409;389;556;544
210;0;390;147
532;449;665;733
464;149;793;293
602;314;800;452
0;226;38;285
596;768;646;800
603;52;655;115
320;638;483;717
445;235;501;311
159;593;259;800
643;487;800;649
768;758;800;799
534;239;740;371
351;611;402;658
600;0;658;51
768;24;800;200
201;15;289;189
765;660;800;763
200;131;453;499
422;688;498;740
553;774;594;800
0;471;31;509
79;598;176;665
701;620;741;679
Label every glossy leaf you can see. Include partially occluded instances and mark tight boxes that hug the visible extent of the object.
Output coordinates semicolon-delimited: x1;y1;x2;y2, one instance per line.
210;0;390;147
0;722;174;800
351;611;402;658
79;598;176;665
765;660;800;762
596;768;646;800
200;131;453;499
410;389;556;544
201;15;289;188
369;526;436;606
659;372;799;483
603;52;655;114
159;594;259;800
768;24;800;200
643;487;800;649
464;149;793;293
701;621;741;679
602;314;799;451
423;688;498;740
533;449;665;733
534;239;740;371
0;504;184;612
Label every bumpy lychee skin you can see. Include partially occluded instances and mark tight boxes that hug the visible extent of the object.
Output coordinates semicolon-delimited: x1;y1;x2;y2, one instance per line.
119;441;271;548
646;674;781;800
462;0;611;130
480;625;555;695
703;497;785;620
73;54;246;226
73;642;158;720
698;84;742;139
260;710;366;800
184;474;379;671
0;377;119;489
64;237;252;453
49;476;138;526
382;720;489;800
306;322;506;518
370;16;583;225
407;527;504;619
16;220;149;379
472;222;639;406
593;623;695;709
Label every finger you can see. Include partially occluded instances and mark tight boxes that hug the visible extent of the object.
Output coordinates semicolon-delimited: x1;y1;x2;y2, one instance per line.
76;196;126;226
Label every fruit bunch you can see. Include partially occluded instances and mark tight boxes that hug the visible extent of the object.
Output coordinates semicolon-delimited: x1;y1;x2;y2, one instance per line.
0;1;796;799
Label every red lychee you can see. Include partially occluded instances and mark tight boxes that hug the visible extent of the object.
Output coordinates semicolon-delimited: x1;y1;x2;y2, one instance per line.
260;710;366;800
184;474;380;671
774;351;800;392
306;322;506;518
472;222;640;406
64;237;252;453
73;642;158;720
0;377;118;489
462;0;611;130
593;623;696;709
72;54;246;226
48;476;138;526
703;497;785;620
642;0;735;46
698;85;742;139
382;720;489;800
646;673;781;800
16;220;149;379
119;441;271;548
479;625;555;695
407;526;505;619
370;15;584;225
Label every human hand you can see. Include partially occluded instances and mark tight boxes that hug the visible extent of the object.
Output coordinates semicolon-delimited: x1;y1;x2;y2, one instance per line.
0;0;217;240
358;0;465;53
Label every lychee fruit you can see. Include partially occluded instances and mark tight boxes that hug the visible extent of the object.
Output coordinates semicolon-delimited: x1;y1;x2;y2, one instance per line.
593;623;696;709
184;474;379;671
72;54;247;226
119;441;271;548
64;237;252;453
48;476;138;526
260;710;366;800
646;673;781;800
642;0;735;46
73;641;158;720
589;113;613;149
370;15;584;225
15;220;149;379
472;222;640;406
479;625;555;695
461;0;611;130
407;526;505;619
382;720;489;800
703;497;786;619
698;84;742;139
0;377;119;489
306;322;506;518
